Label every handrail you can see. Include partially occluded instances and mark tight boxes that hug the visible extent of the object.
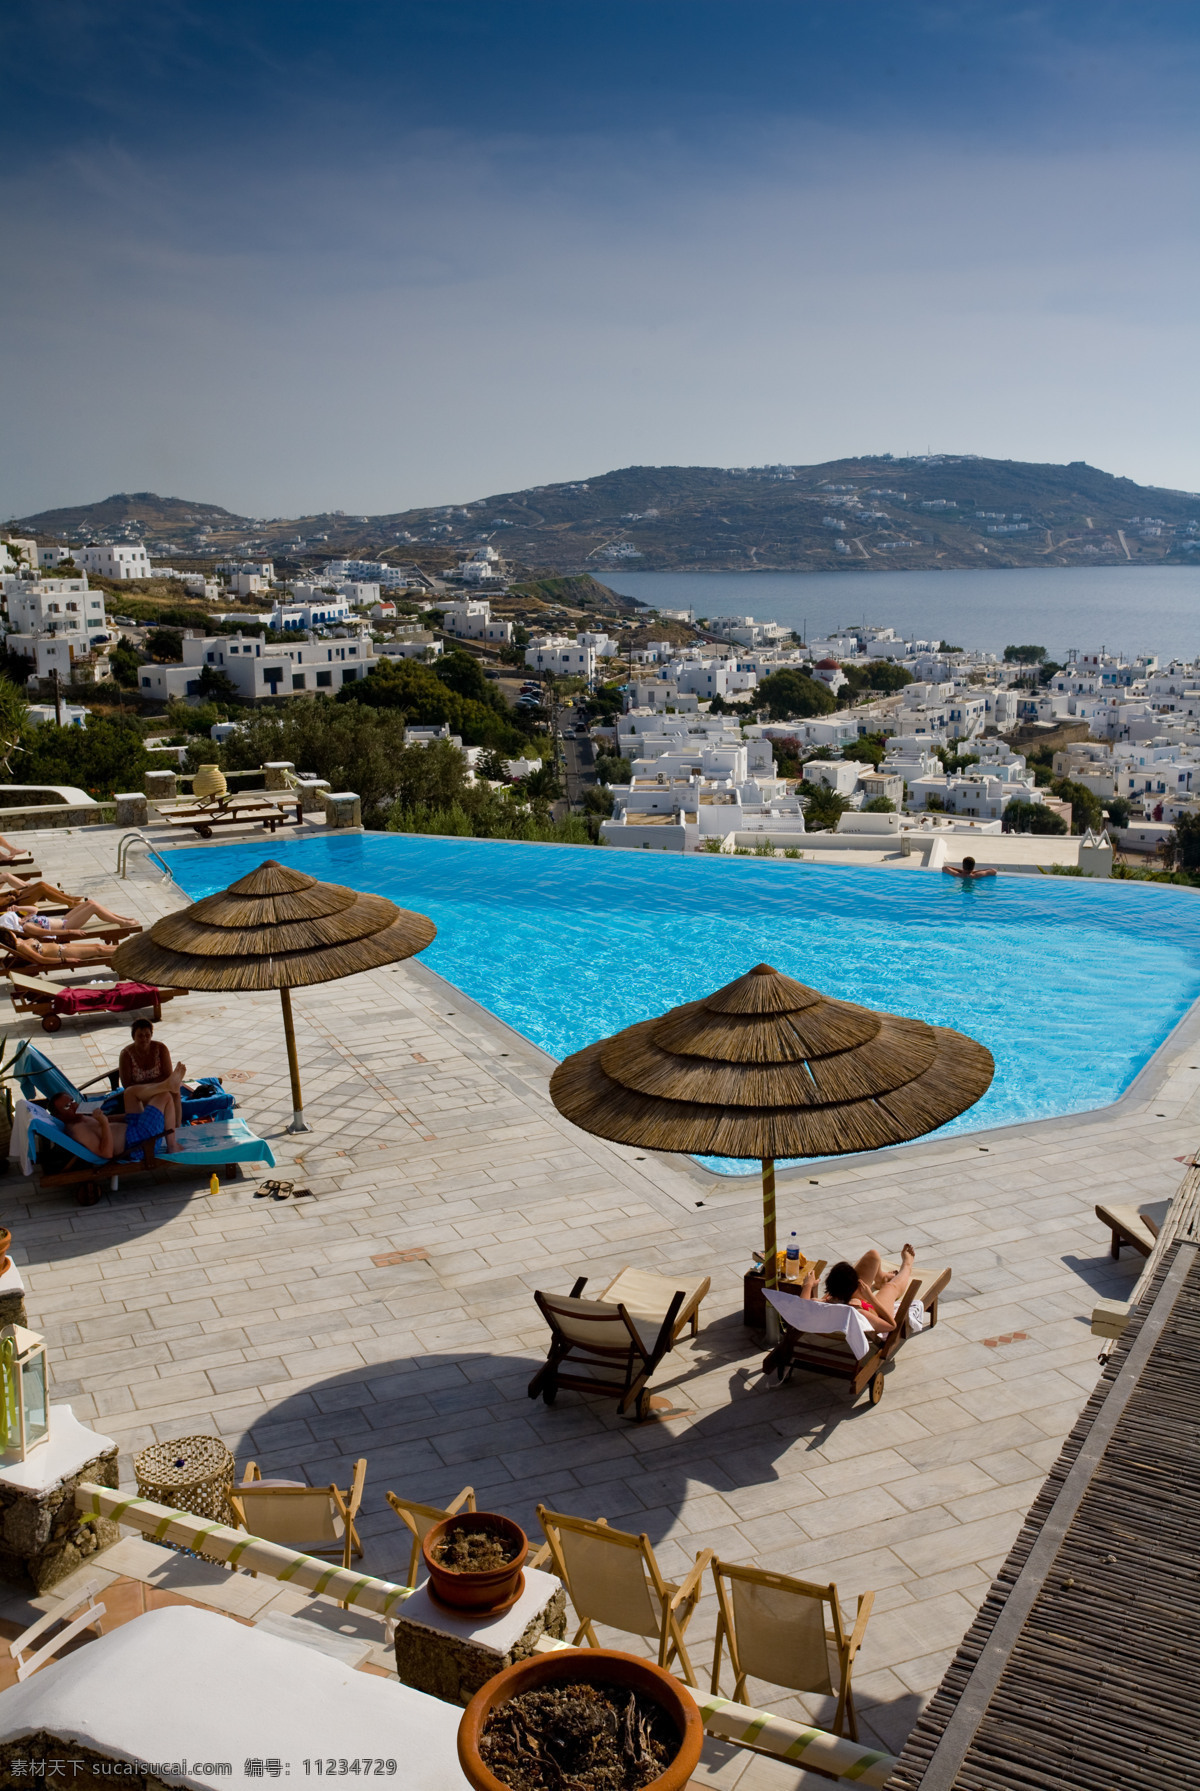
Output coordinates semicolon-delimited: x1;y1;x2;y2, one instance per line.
116;831;176;884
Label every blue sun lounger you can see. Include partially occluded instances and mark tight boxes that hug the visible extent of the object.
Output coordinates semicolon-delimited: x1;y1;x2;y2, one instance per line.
17;1102;275;1203
11;1041;236;1124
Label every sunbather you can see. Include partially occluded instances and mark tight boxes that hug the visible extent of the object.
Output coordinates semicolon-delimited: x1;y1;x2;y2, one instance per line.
1;898;139;937
47;1062;186;1157
0;835;33;867
800;1244;917;1336
5;933;118;968
117;1043;184;1137
0;877;81;904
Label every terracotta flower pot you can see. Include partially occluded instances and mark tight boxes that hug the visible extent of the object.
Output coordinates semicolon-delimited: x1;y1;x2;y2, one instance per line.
422;1512;528;1614
458;1648;703;1791
192;764;228;800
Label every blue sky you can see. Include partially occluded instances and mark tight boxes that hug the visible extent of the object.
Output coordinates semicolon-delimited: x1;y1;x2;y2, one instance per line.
3;2;1198;515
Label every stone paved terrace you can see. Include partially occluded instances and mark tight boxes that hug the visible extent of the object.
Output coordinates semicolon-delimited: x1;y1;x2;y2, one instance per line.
4;820;1199;1779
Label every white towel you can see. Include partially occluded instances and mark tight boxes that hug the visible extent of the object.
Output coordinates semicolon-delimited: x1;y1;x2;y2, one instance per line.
765;1289;877;1360
11;1099;34;1178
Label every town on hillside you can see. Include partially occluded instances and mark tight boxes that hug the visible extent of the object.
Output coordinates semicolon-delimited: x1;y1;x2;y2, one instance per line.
0;528;1196;880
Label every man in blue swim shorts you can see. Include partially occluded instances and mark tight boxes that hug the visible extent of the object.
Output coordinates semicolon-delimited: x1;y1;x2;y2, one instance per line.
49;1059;186;1159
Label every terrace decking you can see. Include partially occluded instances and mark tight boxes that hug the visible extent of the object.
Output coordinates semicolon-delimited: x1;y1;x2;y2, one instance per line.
888;1239;1200;1791
2;822;1198;1774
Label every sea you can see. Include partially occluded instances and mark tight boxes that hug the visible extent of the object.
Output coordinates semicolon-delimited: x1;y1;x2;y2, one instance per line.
604;566;1200;663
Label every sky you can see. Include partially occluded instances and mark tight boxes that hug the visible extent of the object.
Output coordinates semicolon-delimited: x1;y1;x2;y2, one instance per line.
3;1;1198;517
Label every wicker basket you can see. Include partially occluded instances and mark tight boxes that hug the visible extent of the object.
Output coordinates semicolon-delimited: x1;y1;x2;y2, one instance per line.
134;1434;235;1528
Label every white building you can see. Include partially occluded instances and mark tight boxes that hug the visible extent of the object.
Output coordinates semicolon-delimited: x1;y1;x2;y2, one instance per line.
270;596;352;631
458;547;504;585
525;636;597;679
77;543;151;581
136;630;378;702
4;578;110;680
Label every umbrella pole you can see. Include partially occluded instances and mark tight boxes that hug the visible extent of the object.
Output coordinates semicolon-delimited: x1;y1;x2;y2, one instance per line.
280;988;311;1133
762;1157;780;1342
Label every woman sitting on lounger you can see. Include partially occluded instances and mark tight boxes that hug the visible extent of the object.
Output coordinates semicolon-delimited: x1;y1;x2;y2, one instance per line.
0;898;139;937
5;932;118;968
799;1244;917;1336
48;1063;186;1157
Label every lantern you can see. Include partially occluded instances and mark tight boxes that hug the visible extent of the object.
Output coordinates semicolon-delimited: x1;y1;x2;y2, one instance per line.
0;1325;49;1462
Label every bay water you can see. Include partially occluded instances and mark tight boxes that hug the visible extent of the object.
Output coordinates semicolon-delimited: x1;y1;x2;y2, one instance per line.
606;566;1200;662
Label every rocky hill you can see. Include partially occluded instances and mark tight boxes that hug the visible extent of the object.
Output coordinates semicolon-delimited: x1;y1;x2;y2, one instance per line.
13;455;1199;575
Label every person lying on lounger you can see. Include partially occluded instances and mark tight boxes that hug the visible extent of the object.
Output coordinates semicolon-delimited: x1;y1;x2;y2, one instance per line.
944;855;997;880
0;898;139;938
799;1244;917;1336
47;1064;186;1157
4;933;118;968
0;835;33;867
0;875;82;904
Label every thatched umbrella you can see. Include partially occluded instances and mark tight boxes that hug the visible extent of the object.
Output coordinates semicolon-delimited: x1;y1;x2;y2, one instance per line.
111;859;436;1133
550;963;993;1304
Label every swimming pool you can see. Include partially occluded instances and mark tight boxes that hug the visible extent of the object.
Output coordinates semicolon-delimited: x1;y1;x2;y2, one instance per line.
164;835;1200;1171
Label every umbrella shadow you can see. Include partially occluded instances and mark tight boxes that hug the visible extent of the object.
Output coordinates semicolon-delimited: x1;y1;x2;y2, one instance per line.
3;1165;221;1262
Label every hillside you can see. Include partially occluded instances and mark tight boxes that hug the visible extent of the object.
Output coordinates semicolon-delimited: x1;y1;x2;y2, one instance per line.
13;456;1199;575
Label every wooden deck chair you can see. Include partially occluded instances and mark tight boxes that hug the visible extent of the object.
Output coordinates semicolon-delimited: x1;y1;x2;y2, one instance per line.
710;1559;874;1741
527;1285;686;1420
385;1485;477;1588
765;1265;952;1406
232;1459;367;1586
537;1505;712;1687
595;1266;711;1343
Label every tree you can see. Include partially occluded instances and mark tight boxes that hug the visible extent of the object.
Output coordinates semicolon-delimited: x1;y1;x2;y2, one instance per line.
108;641;142;688
0;677;26;776
1105;795;1131;829
475;748;510;782
937;749;980;775
583;682;625;721
147;628;184;662
861;795;896;813
841;662;914;696
841;734;888;768
18;713;151;799
337;654;529;754
1167;812;1200;873
754;669;838;721
434;649;494;706
1003;644;1047;664
520;762;562;801
594;753;632;785
1051;777;1104;834
197;665;239;701
802;783;849;830
220;700;413;828
1002;799;1068;836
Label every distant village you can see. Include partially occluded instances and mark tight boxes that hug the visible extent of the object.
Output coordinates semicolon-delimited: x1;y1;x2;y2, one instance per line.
1;527;1196;876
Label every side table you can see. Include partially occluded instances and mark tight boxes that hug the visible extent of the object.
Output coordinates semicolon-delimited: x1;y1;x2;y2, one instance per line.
0;1405;118;1592
394;1566;567;1704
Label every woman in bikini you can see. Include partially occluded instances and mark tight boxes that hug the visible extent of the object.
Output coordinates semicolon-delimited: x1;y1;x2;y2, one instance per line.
118;1020;184;1136
800;1243;918;1335
9;899;139;936
7;933;118;968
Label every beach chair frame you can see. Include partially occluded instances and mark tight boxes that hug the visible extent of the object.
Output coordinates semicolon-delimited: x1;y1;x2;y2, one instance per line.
527;1283;685;1420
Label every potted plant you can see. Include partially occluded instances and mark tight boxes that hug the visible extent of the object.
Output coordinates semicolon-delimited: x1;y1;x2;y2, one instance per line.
422;1511;528;1615
458;1648;703;1791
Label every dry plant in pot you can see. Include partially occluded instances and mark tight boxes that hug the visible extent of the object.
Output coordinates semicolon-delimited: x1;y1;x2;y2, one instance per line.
422;1511;528;1615
458;1648;703;1791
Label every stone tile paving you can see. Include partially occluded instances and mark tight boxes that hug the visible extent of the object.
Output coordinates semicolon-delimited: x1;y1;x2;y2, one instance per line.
4;823;1198;1767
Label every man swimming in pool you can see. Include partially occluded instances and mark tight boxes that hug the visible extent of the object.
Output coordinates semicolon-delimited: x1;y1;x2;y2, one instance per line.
944;855;997;880
798;1244;918;1336
48;1062;186;1157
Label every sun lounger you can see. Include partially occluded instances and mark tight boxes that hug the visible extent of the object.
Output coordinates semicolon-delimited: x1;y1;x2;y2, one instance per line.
15;1099;275;1202
8;970;182;1032
155;792;302;838
527;1284;688;1420
1095;1199;1170;1259
596;1265;711;1342
11;1040;235;1122
762;1265;952;1406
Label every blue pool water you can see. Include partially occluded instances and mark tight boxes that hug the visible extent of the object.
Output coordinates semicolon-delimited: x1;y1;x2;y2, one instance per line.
164;835;1200;1171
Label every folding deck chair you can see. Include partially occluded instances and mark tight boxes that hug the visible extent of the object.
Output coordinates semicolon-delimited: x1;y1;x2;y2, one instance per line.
527;1283;688;1420
763;1264;952;1406
385;1485;477;1588
232;1460;367;1591
537;1506;712;1687
709;1558;874;1740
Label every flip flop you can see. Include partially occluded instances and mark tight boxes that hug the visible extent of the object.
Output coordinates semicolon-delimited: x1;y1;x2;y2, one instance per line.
255;1179;294;1200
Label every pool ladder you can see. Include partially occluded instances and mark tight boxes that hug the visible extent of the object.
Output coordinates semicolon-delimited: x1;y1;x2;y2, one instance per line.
116;831;176;885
